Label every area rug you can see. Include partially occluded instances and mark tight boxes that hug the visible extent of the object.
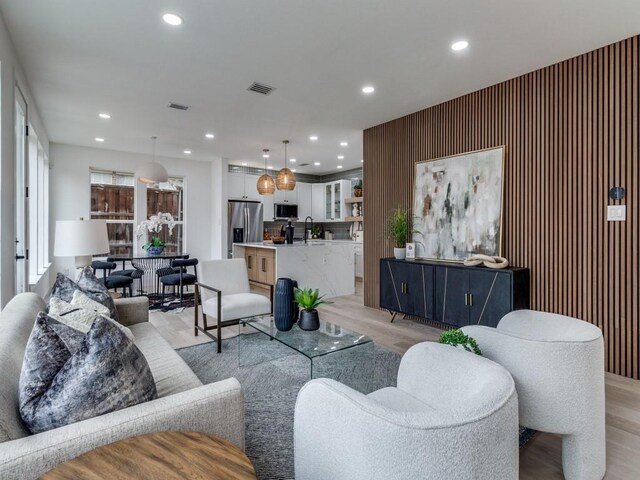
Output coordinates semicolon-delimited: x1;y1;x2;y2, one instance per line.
178;335;535;480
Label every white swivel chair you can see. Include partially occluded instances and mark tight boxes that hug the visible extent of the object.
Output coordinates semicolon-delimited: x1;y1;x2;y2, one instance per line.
463;310;605;480
195;259;272;353
294;342;519;480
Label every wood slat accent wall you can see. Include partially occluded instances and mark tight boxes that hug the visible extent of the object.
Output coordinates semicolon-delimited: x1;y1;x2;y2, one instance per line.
363;36;639;378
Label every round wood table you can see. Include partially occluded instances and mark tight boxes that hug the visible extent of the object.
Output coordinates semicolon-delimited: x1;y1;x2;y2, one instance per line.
41;431;257;480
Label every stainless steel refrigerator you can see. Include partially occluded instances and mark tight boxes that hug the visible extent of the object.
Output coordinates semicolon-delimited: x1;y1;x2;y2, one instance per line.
228;200;264;257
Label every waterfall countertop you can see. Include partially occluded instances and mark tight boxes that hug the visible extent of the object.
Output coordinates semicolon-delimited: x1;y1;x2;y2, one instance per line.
232;242;356;298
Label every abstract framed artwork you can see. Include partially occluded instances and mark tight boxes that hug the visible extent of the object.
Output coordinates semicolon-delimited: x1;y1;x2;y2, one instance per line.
413;146;505;261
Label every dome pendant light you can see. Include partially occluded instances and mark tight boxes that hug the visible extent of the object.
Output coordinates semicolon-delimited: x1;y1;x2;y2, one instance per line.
136;136;169;184
276;140;296;191
257;149;275;195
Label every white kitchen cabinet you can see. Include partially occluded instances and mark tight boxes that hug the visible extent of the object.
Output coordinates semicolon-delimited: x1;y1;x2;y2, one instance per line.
228;172;261;201
274;186;297;204
296;182;312;220
261;193;275;221
311;184;325;221
323;180;351;221
354;244;364;278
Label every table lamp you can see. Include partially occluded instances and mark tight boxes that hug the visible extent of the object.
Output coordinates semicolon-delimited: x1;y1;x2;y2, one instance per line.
54;219;110;268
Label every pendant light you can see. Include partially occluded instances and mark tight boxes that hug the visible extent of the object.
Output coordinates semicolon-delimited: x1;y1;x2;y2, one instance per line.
136;136;169;184
276;140;296;191
257;149;275;195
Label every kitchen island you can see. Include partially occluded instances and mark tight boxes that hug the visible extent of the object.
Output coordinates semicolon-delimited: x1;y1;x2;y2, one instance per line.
232;241;356;298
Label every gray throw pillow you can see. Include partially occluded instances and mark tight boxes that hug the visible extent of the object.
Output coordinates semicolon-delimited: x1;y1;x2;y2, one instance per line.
19;313;157;434
51;267;118;321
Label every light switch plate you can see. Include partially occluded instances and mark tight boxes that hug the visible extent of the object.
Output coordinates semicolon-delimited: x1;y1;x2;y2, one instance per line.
607;205;626;221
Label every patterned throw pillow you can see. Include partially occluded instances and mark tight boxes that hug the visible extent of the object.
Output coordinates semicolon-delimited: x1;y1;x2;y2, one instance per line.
19;313;157;434
48;291;134;341
51;267;118;321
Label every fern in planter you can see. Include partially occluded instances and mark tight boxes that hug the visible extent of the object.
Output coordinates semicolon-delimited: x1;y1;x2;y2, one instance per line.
438;329;482;356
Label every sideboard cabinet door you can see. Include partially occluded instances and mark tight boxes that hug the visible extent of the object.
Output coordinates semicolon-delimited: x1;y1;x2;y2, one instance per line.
468;270;512;328
435;266;470;327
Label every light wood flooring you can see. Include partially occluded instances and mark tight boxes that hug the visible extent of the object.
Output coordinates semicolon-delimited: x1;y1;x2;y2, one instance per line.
150;281;640;479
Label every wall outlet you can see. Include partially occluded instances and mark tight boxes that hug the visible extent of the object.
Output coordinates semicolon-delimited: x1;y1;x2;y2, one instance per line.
607;205;626;221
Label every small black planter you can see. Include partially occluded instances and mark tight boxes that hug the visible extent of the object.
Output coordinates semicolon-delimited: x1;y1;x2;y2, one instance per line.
298;309;320;331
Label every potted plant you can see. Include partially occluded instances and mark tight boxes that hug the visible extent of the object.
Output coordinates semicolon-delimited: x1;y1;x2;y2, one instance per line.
385;206;410;259
136;212;176;256
353;179;363;197
294;288;332;331
438;329;482;355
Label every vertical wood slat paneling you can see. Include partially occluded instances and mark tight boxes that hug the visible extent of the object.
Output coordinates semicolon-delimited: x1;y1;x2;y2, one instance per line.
363;36;640;379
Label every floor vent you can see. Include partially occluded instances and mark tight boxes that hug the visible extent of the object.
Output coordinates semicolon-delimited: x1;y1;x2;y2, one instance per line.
247;82;275;95
167;102;190;111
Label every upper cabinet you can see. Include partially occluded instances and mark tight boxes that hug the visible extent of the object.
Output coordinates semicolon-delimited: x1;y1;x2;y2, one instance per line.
228;172;261;201
323;180;351;221
274;186;297;204
297;182;312;220
311;184;325;221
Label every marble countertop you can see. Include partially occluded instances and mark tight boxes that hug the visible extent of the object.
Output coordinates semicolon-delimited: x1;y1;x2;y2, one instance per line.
234;240;359;249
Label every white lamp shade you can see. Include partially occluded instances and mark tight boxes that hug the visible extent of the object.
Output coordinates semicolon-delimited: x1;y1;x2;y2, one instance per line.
136;162;169;184
54;220;110;257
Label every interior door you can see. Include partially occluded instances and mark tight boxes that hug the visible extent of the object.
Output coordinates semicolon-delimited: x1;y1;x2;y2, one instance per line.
14;89;29;294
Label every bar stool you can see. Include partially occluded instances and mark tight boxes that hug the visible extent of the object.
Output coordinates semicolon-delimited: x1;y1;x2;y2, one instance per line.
91;261;133;297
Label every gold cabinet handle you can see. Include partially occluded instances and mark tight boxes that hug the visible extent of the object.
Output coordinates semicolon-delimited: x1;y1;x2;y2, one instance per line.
464;293;468;305
469;293;473;306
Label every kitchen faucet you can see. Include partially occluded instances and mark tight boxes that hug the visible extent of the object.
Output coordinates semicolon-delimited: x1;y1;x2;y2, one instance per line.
304;216;313;244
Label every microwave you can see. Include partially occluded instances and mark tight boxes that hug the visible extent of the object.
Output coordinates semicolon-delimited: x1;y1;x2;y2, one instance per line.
274;203;298;219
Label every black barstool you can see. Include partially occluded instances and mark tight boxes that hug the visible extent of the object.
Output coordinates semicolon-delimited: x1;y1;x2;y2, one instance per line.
159;258;199;306
106;257;144;295
91;261;133;297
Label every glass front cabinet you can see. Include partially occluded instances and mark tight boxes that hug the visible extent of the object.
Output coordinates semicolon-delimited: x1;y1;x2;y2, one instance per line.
323;180;351;221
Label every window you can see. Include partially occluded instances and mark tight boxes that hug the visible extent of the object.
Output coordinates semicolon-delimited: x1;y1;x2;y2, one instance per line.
90;170;135;256
146;177;185;254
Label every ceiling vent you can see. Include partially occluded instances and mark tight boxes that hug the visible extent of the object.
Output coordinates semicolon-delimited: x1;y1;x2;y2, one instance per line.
298;163;310;167
247;82;275;95
167;102;190;111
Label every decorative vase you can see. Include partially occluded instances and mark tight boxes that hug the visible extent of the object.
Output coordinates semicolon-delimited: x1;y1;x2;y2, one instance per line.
394;247;406;260
274;278;295;331
291;280;300;323
354;187;363;197
298;309;320;331
147;246;164;256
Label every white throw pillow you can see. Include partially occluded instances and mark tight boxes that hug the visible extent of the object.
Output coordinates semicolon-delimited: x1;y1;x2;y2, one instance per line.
71;290;111;317
49;296;135;342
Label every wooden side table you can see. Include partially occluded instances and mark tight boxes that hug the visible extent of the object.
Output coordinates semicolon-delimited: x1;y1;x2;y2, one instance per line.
41;431;256;480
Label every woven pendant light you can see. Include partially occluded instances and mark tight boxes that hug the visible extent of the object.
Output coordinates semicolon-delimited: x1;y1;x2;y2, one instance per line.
276;140;296;191
257;149;275;195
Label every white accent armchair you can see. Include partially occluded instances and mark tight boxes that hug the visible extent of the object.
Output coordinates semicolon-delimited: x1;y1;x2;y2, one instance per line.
463;310;605;480
195;259;272;353
294;342;519;480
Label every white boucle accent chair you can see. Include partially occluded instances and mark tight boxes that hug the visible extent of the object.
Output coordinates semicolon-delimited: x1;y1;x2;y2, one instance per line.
294;342;519;480
462;310;606;480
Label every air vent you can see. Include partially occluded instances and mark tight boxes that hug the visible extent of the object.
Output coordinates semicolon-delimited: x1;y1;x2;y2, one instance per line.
247;82;275;95
298;163;310;167
167;102;190;111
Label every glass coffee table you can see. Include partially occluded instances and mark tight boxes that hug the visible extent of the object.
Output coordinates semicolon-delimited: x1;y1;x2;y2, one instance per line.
239;316;374;381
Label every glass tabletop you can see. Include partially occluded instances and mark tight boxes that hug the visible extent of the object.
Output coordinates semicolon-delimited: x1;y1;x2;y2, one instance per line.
241;316;372;359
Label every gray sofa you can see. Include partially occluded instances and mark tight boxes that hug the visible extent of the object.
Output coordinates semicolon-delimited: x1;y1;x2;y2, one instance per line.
0;292;245;480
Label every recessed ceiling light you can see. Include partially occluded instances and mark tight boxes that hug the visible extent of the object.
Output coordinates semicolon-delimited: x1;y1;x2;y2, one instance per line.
361;159;364;163
290;158;296;162
268;165;273;169
362;86;375;94
98;113;111;119
337;155;344;160
95;137;105;142
162;13;183;26
314;162;321;166
451;40;469;51
337;165;343;169
241;162;247;166
184;149;192;154
340;142;348;147
205;133;214;139
291;169;297;172
309;135;318;141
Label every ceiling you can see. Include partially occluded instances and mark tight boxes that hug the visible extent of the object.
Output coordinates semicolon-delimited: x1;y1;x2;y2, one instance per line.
1;1;639;175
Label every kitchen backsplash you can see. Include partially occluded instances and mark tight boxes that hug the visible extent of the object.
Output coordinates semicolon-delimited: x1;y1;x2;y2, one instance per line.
264;221;354;240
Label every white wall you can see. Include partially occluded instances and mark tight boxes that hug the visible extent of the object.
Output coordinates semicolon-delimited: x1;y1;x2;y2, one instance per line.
50;143;222;274
0;11;50;307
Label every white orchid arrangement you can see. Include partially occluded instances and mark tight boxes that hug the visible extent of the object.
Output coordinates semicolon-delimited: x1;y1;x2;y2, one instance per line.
136;212;176;250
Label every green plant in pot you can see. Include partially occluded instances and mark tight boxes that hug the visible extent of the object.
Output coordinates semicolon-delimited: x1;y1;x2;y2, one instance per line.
294;288;332;331
385;206;410;260
438;329;482;355
353;179;363;197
